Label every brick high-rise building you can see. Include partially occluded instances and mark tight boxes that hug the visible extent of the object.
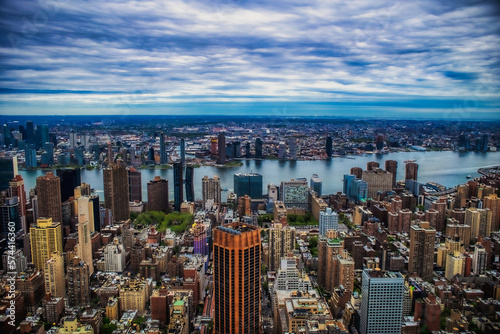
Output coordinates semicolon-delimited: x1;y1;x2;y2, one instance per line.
361;169;393;199
103;160;129;221
202;175;221;209
405;162;418;181
350;167;362;179
36;172;62;224
483;194;500;231
385;160;398;187
213;223;261;334
409;221;436;280
317;230;344;292
147;176;169;212
30;217;63;270
366;161;379;171
66;256;90;307
128;167;142;202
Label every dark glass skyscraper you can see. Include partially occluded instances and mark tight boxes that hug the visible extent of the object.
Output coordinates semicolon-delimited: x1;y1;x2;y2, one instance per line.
326;136;333;158
217;132;226;164
234;173;263;199
255;138;263;158
185;165;194;203
57;168;82;203
173;162;183;211
159;133;167;164
26;121;34;145
180;138;185;165
0;157;15;192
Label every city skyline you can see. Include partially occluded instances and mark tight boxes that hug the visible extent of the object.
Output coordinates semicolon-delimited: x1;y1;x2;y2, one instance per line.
1;0;499;118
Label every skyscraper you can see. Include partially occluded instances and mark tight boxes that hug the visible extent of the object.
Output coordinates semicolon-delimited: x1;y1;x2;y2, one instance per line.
66;256;90;307
366;161;379;171
361;169;393;199
57;168;81;203
128;167;142;202
202;175;221;209
360;270;404;334
147;176;169;212
25;144;37;168
319;208;339;236
185;165;194;203
103;161;130;221
326;136;333;158
409;221;436;280
0;196;20;238
9;174;26;229
159;133;167;164
288;137;298;160
0;157;16;191
180;138;186;165
405;162;418;181
44;252;65;298
30;217;63;270
173;162;183;212
385;160;398;187
280;178;308;210
76;196;94;275
310;174;322;196
268;223;296;272
234;173;263;199
472;243;487;275
193;222;208;256
213;223;261;334
217;132;226;164
255;138;263;158
37;172;63;223
26;120;34;145
211;137;218;157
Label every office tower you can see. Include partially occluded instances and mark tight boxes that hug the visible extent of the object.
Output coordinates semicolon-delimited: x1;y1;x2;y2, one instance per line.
69;131;77;149
343;174;368;203
103;161;130;221
106;141;113;164
211;137;218;157
310;174;322;196
202;176;221;209
74;146;84;166
0;157;16;191
326;136;333;157
458;134;470;151
2;124;11;147
147;176;169;212
233;141;242;158
213;223;261;334
225;142;235;160
9;175;26;225
57;168;81;202
361;169;393;199
30;217;63;270
479;133;489;152
360;270;404;334
465;208;492;240
44;252;65;298
42;142;54;165
160;133;167;164
217;132;226;164
193;222;208;255
0;196;20;238
234;173;263;199
25;144;37;168
185;165;195;202
148;146;155;161
180;138;186;165
472;244;487;275
245;142;252;158
37;172;63;223
173;162;183;212
280;178;308;210
104;237;126;272
268;223;296;271
66;256;90;307
366;161;379;171
278;141;286;159
350;167;362;179
255;138;263;158
385;160;398;186
445;251;465;280
40;124;49;146
319;208;339;236
375;135;384;150
288;137;298;160
405;162;418;181
26;120;34;145
409;221;436;280
128;167;142;202
483;194;500;231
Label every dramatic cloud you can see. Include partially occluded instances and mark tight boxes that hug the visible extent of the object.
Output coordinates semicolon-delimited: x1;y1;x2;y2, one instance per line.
0;0;499;118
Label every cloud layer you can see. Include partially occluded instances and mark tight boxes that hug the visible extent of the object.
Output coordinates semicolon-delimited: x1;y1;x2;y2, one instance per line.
1;0;499;117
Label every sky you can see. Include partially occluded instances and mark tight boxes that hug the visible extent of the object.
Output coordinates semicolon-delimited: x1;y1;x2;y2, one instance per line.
1;0;500;119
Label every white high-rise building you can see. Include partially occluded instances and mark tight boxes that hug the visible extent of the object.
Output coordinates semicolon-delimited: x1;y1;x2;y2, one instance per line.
104;237;126;272
473;244;487;275
360;269;404;334
319;207;339;236
274;257;311;292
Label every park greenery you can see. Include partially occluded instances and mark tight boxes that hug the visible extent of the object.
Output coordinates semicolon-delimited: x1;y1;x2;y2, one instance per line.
133;211;194;234
308;236;319;257
287;212;318;226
